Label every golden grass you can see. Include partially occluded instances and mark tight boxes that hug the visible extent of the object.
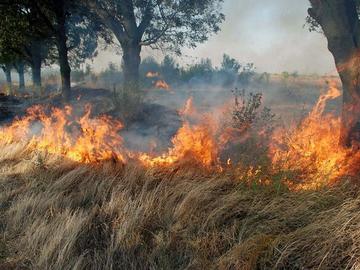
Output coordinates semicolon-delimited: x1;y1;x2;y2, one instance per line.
0;142;359;269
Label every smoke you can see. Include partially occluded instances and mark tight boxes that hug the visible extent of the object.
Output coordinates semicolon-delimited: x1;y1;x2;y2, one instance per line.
91;0;336;75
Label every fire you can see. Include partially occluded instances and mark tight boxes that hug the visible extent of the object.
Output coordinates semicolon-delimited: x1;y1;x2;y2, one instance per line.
0;105;125;163
154;80;171;91
139;98;219;167
179;96;197;117
146;71;160;78
139;121;218;167
1;78;359;190
270;81;360;190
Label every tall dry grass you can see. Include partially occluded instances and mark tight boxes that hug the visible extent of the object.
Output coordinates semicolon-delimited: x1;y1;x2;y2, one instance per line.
0;142;359;269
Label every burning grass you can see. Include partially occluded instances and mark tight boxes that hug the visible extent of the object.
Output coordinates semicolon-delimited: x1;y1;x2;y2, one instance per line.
0;79;360;268
0;81;359;191
0;104;125;163
270;81;360;190
0;144;359;269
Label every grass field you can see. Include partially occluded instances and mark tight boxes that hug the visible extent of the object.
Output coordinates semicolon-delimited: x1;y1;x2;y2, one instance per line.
0;142;359;270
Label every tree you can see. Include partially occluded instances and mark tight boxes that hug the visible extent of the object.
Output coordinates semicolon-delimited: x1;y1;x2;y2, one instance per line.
0;1;54;95
308;0;360;147
16;0;110;100
14;61;25;92
0;63;12;94
161;55;180;83
219;54;241;86
221;54;241;74
182;58;214;82
0;2;30;94
84;0;225;90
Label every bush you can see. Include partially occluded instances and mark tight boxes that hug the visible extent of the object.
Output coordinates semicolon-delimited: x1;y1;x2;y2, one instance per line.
221;88;276;167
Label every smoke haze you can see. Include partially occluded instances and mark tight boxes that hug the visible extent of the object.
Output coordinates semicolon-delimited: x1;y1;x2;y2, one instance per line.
92;0;335;75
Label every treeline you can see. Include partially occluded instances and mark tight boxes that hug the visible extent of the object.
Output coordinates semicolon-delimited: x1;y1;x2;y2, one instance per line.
70;54;270;90
140;54;259;88
0;0;225;101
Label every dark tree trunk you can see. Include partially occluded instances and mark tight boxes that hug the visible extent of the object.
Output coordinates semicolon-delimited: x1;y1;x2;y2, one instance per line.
56;31;71;101
122;42;141;90
30;41;42;95
86;0;144;92
16;62;25;92
54;1;71;102
2;64;12;95
309;0;360;148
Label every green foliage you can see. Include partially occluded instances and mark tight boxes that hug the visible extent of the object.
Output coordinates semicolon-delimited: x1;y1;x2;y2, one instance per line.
281;71;290;80
140;57;160;76
66;6;112;68
232;90;263;130
137;54;256;88
217;54;241;86
160;55;180;83
98;62;123;89
221;54;241;74
0;4;29;67
86;0;225;54
221;89;276;167
238;63;255;86
181;58;214;81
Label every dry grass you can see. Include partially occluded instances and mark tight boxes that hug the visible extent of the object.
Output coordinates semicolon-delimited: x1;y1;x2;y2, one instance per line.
0;142;359;269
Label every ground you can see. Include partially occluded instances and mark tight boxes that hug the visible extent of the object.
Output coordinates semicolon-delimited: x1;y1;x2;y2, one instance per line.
0;75;357;269
0;144;359;270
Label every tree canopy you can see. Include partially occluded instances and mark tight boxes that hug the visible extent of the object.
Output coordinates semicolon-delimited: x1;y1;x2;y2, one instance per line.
84;0;225;88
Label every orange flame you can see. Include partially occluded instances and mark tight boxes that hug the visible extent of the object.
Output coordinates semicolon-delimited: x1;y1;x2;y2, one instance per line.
0;105;125;163
139;122;218;167
179;96;197;117
138;98;219;167
146;71;160;78
154;80;171;91
270;81;360;190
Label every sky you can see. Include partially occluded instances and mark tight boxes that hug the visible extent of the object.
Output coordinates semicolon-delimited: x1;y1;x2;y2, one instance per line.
91;0;336;75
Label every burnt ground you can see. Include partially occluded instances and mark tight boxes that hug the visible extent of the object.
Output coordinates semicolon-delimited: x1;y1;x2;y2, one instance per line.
0;87;182;153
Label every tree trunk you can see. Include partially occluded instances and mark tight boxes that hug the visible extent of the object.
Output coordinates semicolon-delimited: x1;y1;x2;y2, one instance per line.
338;56;360;148
122;42;141;90
56;32;71;101
2;64;12;95
54;1;71;102
309;0;360;148
30;41;42;95
16;61;25;92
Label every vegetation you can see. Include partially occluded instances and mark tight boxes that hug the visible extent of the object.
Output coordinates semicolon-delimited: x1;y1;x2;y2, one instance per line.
0;1;359;269
84;0;225;90
0;144;359;270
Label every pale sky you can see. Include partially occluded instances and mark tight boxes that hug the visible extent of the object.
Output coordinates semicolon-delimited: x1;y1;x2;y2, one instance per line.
91;0;336;75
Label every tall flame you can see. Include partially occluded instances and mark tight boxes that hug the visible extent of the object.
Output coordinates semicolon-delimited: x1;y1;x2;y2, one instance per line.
270;81;360;190
138;98;218;167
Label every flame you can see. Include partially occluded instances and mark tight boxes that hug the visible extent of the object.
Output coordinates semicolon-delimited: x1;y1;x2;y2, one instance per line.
270;81;360;190
179;96;197;117
2;79;359;191
227;158;232;166
138;98;218;167
0;105;125;163
139;121;218;167
146;71;160;78
154;80;171;91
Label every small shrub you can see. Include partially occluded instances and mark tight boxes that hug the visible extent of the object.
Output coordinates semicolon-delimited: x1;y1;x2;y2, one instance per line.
221;88;276;167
